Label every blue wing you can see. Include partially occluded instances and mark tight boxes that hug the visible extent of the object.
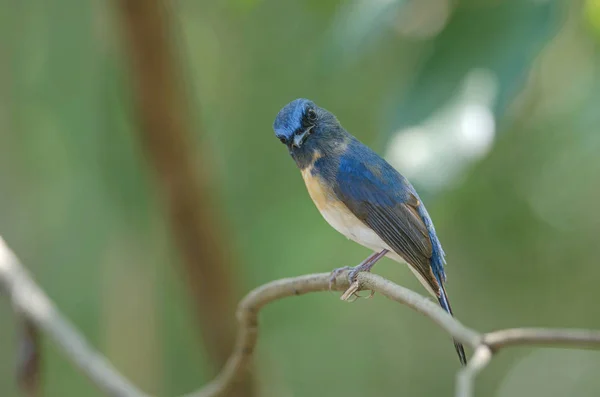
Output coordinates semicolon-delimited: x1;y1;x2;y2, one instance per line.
333;142;446;293
331;140;466;365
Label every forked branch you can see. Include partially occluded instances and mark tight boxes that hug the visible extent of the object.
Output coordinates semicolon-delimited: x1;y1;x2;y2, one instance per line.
1;236;599;397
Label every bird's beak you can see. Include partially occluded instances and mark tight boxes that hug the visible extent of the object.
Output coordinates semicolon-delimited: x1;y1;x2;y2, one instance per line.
292;126;313;148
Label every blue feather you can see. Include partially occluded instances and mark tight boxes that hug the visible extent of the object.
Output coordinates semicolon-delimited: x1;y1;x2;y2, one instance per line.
273;98;467;365
335;139;447;281
273;98;314;140
435;272;468;366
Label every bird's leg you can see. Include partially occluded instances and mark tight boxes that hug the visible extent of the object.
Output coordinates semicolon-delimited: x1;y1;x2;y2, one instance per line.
328;249;389;289
347;249;388;284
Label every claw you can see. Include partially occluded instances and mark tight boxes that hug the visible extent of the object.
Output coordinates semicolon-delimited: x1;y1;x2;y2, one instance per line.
328;266;351;289
345;293;360;303
340;282;376;302
340;281;360;301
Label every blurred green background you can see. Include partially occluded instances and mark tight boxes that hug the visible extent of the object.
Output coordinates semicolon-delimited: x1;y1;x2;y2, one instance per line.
2;0;600;396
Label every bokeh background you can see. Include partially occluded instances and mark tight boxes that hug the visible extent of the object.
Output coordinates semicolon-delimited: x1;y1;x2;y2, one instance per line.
2;0;600;396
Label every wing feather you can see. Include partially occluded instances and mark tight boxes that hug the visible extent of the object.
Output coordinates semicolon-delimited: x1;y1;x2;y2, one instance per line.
334;155;440;293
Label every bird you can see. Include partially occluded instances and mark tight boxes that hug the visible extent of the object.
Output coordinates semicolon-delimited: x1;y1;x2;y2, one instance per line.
272;98;467;366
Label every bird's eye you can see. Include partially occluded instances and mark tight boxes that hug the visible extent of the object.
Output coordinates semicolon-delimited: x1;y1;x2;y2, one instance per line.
306;108;317;122
279;137;287;144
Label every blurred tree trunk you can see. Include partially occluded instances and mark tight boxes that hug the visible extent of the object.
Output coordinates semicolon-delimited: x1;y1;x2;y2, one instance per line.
114;1;254;396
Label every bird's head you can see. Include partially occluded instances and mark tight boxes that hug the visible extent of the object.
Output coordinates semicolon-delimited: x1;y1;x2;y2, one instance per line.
273;98;344;168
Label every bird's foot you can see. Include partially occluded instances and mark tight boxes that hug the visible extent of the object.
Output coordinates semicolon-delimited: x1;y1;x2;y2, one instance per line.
328;266;352;290
340;281;360;301
340;262;376;302
347;261;374;284
336;249;389;301
327;252;381;290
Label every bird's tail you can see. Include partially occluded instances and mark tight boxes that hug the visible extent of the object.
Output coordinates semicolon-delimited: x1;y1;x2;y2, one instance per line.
437;283;468;366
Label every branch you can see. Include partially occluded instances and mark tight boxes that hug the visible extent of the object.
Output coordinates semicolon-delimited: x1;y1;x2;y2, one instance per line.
0;237;147;397
2;236;600;397
456;346;492;397
483;328;600;349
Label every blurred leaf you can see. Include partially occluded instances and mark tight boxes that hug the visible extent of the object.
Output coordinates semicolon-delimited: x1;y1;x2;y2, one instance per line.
16;319;40;397
326;0;406;62
387;0;565;131
585;0;600;37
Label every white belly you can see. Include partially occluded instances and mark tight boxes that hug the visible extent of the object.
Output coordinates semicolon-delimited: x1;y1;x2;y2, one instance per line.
320;206;437;296
300;163;436;296
320;207;388;252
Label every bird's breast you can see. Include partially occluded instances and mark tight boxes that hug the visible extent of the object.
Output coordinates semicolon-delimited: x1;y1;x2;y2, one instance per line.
301;164;387;251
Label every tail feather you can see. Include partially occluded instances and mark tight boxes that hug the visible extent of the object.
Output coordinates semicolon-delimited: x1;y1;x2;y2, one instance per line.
437;284;468;366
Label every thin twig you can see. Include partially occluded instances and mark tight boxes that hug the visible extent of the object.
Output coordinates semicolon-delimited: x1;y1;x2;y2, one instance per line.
185;273;479;397
455;346;492;397
0;237;147;397
2;236;600;397
16;317;41;397
483;328;600;349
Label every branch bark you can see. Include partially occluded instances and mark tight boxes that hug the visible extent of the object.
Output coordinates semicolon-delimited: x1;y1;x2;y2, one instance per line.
1;236;600;397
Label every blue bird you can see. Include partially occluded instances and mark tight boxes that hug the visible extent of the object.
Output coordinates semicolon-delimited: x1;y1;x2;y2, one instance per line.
273;98;467;365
